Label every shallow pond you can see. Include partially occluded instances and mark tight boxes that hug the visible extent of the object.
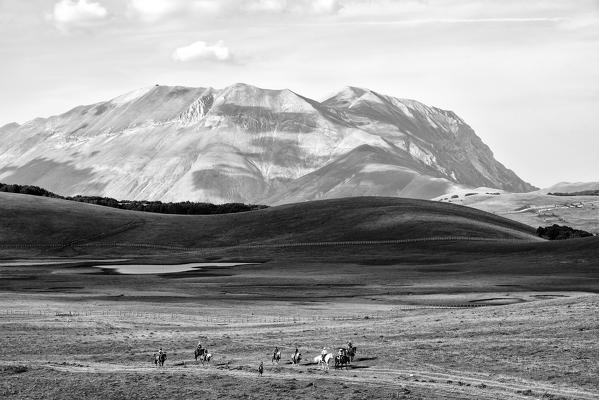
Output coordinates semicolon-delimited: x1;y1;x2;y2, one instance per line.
94;262;255;275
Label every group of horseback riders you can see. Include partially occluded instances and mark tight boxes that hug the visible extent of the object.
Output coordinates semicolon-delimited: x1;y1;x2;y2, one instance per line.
272;340;356;367
322;341;353;359
155;340;356;370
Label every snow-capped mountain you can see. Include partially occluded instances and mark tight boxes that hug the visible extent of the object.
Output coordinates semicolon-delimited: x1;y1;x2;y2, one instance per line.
0;83;536;204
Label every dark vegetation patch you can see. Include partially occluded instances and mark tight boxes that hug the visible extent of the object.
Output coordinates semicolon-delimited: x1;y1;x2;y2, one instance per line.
548;190;599;196
1;365;28;375
536;224;594;240
0;182;268;215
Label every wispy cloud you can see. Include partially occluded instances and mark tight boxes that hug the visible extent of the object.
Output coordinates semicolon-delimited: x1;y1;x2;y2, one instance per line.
172;40;234;62
240;0;342;14
314;17;568;26
127;0;343;21
49;0;108;32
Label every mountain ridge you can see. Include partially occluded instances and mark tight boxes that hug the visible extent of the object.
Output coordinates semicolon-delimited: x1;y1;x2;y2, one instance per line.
0;83;536;204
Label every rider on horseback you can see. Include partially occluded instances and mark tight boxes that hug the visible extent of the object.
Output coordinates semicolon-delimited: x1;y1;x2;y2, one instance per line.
273;346;279;358
158;347;164;356
197;341;203;351
321;347;327;362
347;340;353;351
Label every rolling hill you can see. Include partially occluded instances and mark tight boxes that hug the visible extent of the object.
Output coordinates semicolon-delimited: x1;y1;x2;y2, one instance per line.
0;83;535;204
0;192;540;251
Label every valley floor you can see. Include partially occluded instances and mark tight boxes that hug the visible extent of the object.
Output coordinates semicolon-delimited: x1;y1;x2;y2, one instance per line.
1;261;598;400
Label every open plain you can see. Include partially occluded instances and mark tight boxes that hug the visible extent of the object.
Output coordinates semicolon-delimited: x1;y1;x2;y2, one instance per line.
1;194;599;399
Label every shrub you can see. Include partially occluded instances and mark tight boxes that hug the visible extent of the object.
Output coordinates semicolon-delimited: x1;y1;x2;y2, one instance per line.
536;224;594;240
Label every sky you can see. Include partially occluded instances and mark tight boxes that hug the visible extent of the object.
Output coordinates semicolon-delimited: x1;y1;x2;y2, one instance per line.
1;0;598;188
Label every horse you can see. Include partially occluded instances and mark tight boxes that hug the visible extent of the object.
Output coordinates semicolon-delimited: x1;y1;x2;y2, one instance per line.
272;350;281;364
313;353;333;370
194;347;206;361
201;352;212;364
291;352;302;365
347;346;357;363
154;352;167;367
335;353;350;369
195;348;212;364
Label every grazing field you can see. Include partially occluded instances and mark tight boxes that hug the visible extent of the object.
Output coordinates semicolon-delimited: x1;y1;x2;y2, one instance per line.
1;278;598;400
438;191;599;234
1;193;599;399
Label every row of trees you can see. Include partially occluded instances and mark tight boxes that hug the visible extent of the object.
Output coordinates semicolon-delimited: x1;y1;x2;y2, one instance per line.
0;183;268;215
548;190;599;196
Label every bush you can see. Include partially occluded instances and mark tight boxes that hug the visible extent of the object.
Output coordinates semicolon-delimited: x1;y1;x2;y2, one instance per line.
536;224;594;240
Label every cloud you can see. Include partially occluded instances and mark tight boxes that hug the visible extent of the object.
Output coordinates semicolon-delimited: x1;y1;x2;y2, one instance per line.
172;41;233;62
128;0;182;21
50;0;108;31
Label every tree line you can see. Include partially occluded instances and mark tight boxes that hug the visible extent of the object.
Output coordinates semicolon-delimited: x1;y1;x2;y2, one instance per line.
0;183;268;215
548;190;599;196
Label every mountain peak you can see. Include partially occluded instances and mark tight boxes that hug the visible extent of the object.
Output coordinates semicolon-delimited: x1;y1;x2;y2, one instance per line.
0;82;537;203
109;85;156;105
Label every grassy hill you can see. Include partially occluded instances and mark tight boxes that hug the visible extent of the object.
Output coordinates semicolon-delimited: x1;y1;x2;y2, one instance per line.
1;192;599;296
0;192;540;250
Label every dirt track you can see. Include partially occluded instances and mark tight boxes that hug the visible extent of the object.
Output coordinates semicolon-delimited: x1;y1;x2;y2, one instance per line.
39;359;599;400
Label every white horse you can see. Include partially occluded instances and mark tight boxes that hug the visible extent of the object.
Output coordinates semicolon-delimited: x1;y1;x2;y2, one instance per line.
201;352;212;364
313;353;333;370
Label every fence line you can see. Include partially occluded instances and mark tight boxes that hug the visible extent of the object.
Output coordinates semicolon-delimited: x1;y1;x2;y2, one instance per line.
0;236;523;252
0;303;489;325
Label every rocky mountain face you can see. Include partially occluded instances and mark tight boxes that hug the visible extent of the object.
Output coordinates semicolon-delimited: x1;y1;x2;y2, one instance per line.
0;83;536;204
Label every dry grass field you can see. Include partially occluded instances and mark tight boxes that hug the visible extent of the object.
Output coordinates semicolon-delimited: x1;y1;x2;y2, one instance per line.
1;193;599;399
1;281;598;400
440;191;599;234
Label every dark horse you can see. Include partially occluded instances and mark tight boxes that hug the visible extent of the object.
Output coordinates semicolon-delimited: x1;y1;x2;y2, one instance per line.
272;350;281;364
335;349;350;369
347;346;357;363
335;354;350;369
154;352;167;367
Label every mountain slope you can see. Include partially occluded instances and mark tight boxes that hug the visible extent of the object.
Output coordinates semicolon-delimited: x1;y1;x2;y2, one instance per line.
0;83;536;203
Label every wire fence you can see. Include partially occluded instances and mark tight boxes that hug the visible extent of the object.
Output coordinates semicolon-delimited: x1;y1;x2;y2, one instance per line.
0;236;524;252
0;303;489;325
